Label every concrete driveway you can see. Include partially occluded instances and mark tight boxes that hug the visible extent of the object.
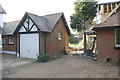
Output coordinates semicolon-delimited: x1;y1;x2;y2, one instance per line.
2;54;35;77
2;53;118;78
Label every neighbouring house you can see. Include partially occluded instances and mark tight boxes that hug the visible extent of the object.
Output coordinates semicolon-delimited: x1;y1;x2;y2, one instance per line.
95;0;120;23
0;4;6;27
2;20;20;54
2;12;70;59
93;6;120;63
0;4;6;50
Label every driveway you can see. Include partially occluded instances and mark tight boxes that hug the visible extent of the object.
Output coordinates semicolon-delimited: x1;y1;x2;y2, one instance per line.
2;53;118;78
2;54;34;77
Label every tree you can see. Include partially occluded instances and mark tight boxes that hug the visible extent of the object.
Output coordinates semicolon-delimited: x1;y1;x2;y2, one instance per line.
70;0;97;53
70;0;97;31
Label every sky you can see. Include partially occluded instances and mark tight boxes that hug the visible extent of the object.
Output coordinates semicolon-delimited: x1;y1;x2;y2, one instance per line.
0;0;120;26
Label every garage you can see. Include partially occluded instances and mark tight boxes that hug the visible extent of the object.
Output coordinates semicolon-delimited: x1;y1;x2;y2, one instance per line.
20;33;39;59
5;12;70;59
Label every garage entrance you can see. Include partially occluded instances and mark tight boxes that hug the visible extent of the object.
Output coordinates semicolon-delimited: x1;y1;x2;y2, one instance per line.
20;33;39;59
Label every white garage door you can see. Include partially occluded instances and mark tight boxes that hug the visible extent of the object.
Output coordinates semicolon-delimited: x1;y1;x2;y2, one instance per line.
20;33;39;59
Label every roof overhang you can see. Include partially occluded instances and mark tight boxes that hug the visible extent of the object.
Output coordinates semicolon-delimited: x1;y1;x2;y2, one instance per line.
84;30;96;35
97;1;120;5
93;26;120;30
61;13;71;35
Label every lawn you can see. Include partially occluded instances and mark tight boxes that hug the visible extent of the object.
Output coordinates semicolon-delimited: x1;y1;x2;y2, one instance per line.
69;43;79;48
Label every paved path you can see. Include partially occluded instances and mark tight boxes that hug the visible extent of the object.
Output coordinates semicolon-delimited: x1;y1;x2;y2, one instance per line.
2;54;118;78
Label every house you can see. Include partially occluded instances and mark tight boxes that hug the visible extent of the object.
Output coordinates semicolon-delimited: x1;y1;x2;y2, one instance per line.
0;4;6;50
93;6;120;63
2;12;70;59
0;4;6;27
96;0;120;23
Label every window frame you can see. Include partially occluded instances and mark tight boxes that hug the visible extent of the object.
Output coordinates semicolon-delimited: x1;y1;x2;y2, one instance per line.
8;36;14;45
57;33;62;41
115;29;120;47
104;4;107;13
2;38;5;45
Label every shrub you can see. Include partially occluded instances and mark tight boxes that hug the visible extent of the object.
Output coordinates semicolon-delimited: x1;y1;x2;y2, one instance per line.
37;54;51;63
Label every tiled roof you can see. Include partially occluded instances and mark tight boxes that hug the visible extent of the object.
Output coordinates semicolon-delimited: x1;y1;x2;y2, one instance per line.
2;20;20;35
0;4;6;14
27;12;63;32
3;12;70;35
27;13;50;32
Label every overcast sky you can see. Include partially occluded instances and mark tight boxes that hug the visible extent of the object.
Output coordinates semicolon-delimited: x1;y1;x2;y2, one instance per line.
1;0;119;25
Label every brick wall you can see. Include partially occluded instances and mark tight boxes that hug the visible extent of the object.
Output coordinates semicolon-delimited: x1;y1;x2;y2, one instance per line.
96;29;120;62
46;17;69;56
2;35;17;52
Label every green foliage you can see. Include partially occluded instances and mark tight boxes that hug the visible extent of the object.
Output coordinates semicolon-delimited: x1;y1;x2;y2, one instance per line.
37;54;51;63
70;0;97;31
69;34;81;43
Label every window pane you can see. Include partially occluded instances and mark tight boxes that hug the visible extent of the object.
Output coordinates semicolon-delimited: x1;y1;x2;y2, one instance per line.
2;38;5;44
9;36;14;44
104;4;107;13
108;4;111;12
112;3;116;9
116;29;120;45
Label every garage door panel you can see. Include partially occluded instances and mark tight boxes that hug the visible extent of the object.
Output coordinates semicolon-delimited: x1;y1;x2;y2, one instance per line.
20;33;39;59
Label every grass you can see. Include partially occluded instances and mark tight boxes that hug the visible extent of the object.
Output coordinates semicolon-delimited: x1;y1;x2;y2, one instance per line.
70;43;79;48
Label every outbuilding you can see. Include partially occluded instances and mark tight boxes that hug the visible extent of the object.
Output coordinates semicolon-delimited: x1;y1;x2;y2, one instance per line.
2;12;70;59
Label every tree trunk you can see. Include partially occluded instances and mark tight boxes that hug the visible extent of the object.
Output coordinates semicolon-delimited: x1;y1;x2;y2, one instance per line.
84;33;86;53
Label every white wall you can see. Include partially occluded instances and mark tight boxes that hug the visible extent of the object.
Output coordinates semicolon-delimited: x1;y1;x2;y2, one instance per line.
0;14;3;27
0;14;3;80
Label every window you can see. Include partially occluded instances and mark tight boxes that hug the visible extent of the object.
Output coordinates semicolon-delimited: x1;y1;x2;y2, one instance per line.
2;38;5;44
104;4;107;13
115;29;120;47
58;33;62;40
8;36;14;44
112;3;116;9
108;4;111;12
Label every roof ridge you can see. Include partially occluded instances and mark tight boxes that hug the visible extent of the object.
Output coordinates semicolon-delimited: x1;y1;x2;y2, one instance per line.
4;20;20;23
42;12;63;17
26;12;48;21
27;12;63;17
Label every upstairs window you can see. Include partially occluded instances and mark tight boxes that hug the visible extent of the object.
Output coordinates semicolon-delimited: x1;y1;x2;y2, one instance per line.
104;4;107;13
8;36;14;44
112;3;116;9
115;29;120;47
108;4;111;12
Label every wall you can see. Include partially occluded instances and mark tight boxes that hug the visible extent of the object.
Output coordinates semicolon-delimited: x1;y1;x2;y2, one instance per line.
46;17;69;56
96;29;120;62
2;35;17;53
40;32;45;54
0;14;3;27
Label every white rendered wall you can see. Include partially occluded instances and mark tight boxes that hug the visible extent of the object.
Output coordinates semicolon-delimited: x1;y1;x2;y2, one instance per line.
0;14;3;27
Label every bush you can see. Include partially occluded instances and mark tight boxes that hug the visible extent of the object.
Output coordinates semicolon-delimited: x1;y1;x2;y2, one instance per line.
37;54;51;63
